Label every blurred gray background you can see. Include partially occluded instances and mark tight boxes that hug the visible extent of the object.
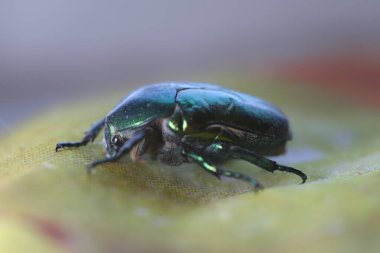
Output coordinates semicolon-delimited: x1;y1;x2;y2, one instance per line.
1;0;380;134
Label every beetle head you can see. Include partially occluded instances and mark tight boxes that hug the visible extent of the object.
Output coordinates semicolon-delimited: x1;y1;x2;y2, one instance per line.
102;84;178;158
104;118;154;161
104;121;121;157
104;121;137;157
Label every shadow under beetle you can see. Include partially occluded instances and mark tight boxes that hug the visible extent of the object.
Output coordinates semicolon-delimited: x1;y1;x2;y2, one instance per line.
56;83;307;190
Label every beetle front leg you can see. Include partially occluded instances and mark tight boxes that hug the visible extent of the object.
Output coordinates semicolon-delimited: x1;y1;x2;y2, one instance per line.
56;118;106;152
185;151;263;190
230;145;307;184
87;129;149;172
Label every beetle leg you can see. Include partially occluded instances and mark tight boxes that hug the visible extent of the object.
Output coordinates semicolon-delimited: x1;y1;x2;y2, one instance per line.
185;152;221;179
87;129;149;172
218;169;263;190
230;145;307;184
205;125;241;144
185;152;263;190
56;118;106;152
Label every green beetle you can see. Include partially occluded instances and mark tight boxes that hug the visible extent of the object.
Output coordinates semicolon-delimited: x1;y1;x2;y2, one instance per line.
56;83;307;190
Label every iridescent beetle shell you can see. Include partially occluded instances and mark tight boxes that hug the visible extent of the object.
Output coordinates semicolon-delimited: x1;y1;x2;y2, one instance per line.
56;83;306;190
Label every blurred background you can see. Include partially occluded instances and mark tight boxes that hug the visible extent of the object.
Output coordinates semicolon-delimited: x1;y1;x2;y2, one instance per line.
1;0;380;134
2;2;380;252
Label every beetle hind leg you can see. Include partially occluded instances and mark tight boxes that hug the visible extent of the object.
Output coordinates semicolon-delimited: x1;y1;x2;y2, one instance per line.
56;118;105;152
230;145;307;184
185;151;263;190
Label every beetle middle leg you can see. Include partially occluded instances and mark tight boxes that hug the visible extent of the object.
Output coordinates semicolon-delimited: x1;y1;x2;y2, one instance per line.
229;145;307;184
56;118;106;152
185;151;263;190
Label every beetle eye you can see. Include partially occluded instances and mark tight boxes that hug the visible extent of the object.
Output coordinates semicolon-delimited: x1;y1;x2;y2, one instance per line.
111;134;124;148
